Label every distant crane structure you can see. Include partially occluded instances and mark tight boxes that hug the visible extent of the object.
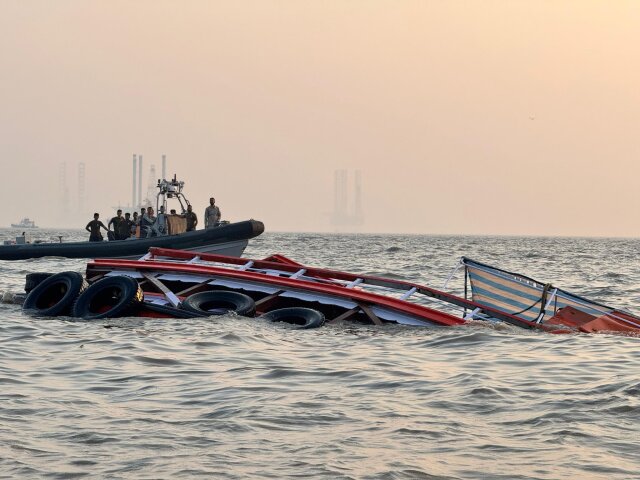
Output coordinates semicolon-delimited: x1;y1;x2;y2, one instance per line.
120;154;170;212
59;163;69;213
144;164;157;208
77;162;86;214
331;169;364;229
57;155;170;219
57;161;87;221
132;154;137;210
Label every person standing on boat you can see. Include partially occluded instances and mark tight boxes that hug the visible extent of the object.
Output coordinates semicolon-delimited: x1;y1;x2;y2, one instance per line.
204;197;221;228
146;206;166;237
184;204;198;231
108;210;125;240
155;206;168;235
137;207;146;236
131;211;139;237
85;213;108;242
140;207;153;237
120;212;134;239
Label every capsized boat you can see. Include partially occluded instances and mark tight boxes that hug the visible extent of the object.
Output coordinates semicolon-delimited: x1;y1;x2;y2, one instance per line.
36;248;634;334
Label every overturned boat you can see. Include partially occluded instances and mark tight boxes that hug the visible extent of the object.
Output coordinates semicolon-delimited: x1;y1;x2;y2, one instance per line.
21;248;640;335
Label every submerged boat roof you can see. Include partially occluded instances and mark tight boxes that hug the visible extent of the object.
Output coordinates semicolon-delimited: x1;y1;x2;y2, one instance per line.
83;247;640;334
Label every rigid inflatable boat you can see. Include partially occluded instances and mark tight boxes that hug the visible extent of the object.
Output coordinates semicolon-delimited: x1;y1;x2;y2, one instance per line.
0;220;264;260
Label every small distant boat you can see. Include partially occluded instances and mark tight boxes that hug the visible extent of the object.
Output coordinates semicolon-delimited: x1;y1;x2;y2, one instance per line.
11;218;38;229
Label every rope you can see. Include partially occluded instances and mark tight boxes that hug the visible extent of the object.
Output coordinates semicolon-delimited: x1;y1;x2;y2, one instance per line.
509;283;553;317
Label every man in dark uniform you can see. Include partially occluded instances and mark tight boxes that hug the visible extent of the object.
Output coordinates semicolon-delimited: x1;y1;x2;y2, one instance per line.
85;213;108;242
138;207;148;237
131;212;139;237
184;204;198;231
119;212;133;239
108;209;125;240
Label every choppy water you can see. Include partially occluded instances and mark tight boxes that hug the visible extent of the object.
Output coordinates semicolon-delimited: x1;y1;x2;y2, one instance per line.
0;230;639;479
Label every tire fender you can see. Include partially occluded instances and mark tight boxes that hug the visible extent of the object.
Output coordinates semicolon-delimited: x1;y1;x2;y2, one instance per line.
181;290;256;317
259;307;325;329
71;276;143;319
24;272;55;294
22;272;86;316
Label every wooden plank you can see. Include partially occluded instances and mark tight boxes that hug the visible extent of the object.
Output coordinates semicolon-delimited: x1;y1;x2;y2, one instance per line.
254;290;284;308
141;272;181;307
176;282;209;296
327;307;360;325
87;273;105;283
358;303;383;326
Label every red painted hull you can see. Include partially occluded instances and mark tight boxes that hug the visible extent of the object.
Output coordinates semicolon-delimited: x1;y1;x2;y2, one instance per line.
82;248;639;334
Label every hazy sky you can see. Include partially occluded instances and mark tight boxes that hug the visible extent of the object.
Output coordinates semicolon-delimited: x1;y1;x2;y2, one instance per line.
1;1;639;236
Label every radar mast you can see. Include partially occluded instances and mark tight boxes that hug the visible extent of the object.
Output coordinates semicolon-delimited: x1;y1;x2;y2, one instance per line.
155;175;190;214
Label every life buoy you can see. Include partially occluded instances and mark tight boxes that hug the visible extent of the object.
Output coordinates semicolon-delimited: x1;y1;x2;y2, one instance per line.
24;272;54;294
259;307;325;329
180;290;256;317
71;276;143;319
22;272;86;316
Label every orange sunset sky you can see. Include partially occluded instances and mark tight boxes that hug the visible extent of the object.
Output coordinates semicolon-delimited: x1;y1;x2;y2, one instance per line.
1;1;639;236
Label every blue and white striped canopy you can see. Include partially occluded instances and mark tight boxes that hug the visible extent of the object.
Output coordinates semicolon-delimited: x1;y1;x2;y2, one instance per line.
462;258;613;323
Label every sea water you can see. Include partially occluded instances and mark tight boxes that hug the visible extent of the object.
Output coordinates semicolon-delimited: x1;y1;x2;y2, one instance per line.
0;230;638;479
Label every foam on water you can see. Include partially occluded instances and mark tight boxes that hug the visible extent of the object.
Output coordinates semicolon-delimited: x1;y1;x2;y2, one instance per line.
0;230;639;479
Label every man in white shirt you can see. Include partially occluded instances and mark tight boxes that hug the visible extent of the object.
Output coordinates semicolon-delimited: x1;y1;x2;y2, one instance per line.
146;206;167;237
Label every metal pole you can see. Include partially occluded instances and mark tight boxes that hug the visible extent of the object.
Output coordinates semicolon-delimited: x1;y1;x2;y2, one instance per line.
78;163;85;215
354;169;362;222
162;154;166;180
138;155;143;207
132;154;137;209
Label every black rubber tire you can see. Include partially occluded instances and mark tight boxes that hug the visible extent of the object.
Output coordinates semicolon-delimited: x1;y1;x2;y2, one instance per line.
259;307;325;329
71;276;143;319
181;290;256;317
25;272;55;294
141;302;205;319
12;293;27;306
23;272;86;316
